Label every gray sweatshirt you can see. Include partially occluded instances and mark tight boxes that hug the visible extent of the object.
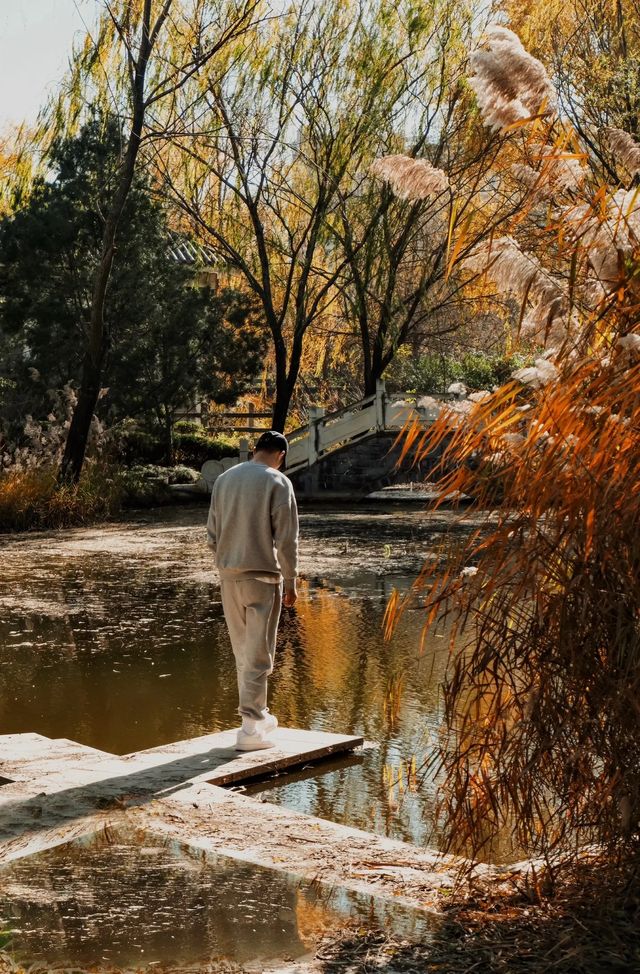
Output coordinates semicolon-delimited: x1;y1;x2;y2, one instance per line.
206;461;299;584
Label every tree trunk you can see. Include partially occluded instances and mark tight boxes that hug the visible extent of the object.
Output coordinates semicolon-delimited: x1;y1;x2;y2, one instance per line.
359;314;375;398
365;340;386;398
59;2;155;485
59;351;105;483
272;386;292;434
271;331;303;433
164;413;174;466
58;215;130;483
363;367;377;398
272;362;296;434
58;230;120;483
271;333;290;432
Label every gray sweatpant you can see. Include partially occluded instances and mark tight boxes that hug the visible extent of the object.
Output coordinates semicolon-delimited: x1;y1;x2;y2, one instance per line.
220;577;283;721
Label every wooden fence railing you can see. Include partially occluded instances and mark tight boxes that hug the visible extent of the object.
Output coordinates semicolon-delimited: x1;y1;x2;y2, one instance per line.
209;401;272;434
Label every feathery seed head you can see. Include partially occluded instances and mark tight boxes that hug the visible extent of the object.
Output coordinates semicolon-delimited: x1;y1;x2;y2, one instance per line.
514;358;559;388
606;127;640;180
462;236;567;341
370;155;449;201
469;25;556;132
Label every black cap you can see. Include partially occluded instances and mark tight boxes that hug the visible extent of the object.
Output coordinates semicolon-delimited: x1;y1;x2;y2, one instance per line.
254;430;288;455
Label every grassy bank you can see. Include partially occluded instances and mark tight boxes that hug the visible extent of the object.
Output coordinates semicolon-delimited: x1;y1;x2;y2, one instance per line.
0;463;201;532
0;466;122;532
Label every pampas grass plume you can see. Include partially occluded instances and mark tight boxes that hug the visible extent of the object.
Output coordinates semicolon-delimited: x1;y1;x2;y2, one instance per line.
370;155;449;200
469;25;556;132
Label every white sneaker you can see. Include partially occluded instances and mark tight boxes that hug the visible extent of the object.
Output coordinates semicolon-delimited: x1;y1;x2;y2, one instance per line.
258;712;278;734
235;728;275;752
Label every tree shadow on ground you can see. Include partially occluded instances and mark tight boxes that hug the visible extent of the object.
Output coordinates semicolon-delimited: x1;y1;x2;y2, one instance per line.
315;862;640;974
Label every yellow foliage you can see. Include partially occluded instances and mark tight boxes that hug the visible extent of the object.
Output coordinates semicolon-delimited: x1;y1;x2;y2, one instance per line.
0;466;122;531
0;126;35;217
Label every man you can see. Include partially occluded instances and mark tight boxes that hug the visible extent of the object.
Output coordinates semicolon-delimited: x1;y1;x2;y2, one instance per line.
206;430;299;751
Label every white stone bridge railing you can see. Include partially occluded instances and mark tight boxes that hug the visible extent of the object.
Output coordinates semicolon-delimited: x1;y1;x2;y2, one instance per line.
283;380;444;475
200;381;448;491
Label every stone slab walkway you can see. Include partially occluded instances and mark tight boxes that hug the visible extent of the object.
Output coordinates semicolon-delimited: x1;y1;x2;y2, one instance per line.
0;729;493;916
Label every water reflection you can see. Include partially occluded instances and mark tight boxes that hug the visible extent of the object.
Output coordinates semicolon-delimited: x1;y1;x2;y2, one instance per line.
0;826;431;969
0;506;461;848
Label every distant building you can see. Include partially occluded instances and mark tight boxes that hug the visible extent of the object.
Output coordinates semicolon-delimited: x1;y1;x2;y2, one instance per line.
168;232;228;289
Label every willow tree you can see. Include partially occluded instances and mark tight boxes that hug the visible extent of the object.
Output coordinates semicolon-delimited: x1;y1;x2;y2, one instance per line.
331;83;515;397
48;0;258;482
159;0;493;429
0;128;34;219
506;0;640;180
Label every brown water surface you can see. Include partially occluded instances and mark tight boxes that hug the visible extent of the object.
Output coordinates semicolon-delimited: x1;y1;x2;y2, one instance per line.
0;824;431;970
0;504;483;848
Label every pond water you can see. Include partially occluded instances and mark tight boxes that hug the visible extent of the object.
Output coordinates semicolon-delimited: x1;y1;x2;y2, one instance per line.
0;503;493;970
0;825;431;970
0;504;483;852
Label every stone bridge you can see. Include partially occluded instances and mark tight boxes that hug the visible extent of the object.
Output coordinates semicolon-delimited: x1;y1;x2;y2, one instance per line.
289;430;444;499
200;381;453;500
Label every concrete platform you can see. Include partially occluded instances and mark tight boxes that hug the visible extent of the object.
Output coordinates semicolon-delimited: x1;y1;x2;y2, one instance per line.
0;728;363;796
0;729;491;916
121;726;365;787
0;729;363;865
137;780;480;913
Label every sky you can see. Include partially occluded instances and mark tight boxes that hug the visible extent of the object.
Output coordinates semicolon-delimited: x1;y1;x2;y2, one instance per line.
0;0;99;128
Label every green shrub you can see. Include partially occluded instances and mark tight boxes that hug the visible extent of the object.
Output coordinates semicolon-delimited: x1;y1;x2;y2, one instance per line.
173;429;239;467
385;350;531;395
116;463;200;507
114;419;240;467
116;425;166;465
116;465;170;507
457;351;529;390
173;421;202;435
166;464;200;485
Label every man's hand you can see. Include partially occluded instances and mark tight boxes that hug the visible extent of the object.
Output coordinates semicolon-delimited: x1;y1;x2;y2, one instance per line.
283;583;298;607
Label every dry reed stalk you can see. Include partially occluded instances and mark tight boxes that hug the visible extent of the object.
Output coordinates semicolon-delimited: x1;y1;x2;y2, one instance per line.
380;23;640;877
391;340;640;870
